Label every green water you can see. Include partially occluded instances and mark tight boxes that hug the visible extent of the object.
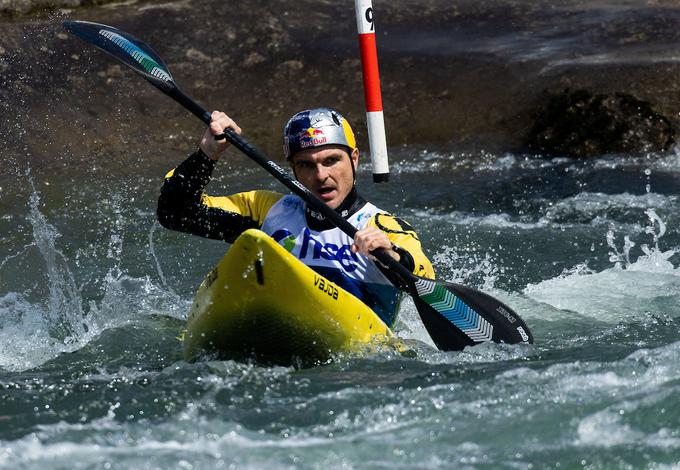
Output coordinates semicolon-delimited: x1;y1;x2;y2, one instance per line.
2;148;680;468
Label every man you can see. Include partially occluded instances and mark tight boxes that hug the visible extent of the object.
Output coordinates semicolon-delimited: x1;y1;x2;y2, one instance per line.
158;107;434;327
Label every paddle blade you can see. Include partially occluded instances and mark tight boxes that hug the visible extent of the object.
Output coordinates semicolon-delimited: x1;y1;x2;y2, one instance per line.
412;277;533;351
63;20;175;92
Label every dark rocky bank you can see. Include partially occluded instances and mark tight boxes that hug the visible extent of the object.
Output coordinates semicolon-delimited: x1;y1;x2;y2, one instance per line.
527;89;675;157
2;0;680;179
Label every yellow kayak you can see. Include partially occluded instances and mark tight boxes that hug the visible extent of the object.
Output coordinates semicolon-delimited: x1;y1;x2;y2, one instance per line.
184;229;393;364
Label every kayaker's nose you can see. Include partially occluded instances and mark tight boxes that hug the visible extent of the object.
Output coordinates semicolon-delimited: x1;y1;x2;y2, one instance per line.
313;163;330;182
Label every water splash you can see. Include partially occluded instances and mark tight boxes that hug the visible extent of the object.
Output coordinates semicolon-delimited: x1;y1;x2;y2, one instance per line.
524;209;680;323
0;184;188;372
539;192;676;226
394;244;503;349
24;187;86;341
431;245;500;291
606;230;636;268
0;186;93;371
607;209;676;272
148;220;177;296
393;296;436;348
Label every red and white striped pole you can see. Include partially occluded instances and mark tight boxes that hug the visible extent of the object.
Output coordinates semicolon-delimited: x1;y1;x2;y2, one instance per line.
355;0;389;183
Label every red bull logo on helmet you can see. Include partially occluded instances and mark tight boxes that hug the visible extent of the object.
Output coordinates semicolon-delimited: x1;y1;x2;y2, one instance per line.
283;108;355;159
298;127;327;149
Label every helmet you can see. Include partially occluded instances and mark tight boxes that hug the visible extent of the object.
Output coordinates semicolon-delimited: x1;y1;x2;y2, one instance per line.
283;108;356;160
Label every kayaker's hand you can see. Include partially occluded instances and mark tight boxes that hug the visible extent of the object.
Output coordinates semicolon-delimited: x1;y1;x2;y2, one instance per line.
199;111;242;161
352;226;400;261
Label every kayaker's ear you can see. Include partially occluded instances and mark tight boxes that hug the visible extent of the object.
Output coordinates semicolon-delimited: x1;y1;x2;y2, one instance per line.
288;155;298;179
349;147;359;184
351;147;359;168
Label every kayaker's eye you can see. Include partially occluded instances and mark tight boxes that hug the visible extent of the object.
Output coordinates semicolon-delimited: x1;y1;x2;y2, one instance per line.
296;160;314;169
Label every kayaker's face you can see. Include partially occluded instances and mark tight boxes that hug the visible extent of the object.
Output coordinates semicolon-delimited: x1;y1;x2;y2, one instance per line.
291;145;358;209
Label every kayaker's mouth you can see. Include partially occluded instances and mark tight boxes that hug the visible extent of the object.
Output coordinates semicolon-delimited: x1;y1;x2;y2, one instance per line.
317;186;336;197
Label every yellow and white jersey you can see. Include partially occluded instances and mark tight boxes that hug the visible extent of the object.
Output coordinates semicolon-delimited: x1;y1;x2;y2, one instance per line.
158;150;434;326
259;195;433;325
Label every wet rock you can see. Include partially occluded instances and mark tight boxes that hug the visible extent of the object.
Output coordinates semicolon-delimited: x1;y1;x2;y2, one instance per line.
1;0;119;16
3;0;680;169
242;52;266;68
185;48;212;63
277;60;304;72
526;89;675;158
96;63;124;78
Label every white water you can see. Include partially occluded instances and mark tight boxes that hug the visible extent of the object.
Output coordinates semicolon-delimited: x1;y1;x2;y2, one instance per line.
524;209;680;323
2;150;680;469
0;185;188;372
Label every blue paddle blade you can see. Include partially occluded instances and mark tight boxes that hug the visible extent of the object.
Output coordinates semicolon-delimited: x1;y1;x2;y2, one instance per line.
63;20;175;92
411;277;533;350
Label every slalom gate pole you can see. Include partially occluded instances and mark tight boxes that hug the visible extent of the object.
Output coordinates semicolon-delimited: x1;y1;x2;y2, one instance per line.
355;0;389;183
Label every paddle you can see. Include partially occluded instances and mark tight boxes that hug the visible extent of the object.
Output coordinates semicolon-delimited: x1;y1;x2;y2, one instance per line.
63;20;534;350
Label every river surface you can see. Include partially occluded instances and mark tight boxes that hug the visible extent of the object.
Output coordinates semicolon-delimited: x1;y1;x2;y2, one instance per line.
3;0;680;468
2;144;680;469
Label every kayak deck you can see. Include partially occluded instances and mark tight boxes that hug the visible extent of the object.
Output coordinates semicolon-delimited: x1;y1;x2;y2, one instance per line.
184;229;392;365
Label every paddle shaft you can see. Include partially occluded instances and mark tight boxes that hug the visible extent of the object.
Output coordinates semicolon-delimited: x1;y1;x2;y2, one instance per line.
166;87;414;282
62;19;534;350
166;86;533;349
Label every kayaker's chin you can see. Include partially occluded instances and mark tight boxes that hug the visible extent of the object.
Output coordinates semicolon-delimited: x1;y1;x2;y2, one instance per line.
316;188;340;207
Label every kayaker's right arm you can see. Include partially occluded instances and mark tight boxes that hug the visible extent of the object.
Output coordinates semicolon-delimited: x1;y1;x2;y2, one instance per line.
198;111;240;161
157;112;282;243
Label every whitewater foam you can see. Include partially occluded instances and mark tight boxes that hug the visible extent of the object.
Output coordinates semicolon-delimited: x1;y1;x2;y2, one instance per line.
0;186;189;372
525;209;680;322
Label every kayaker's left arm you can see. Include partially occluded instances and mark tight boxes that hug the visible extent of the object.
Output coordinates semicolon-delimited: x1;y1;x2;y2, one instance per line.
354;214;435;279
351;226;398;260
